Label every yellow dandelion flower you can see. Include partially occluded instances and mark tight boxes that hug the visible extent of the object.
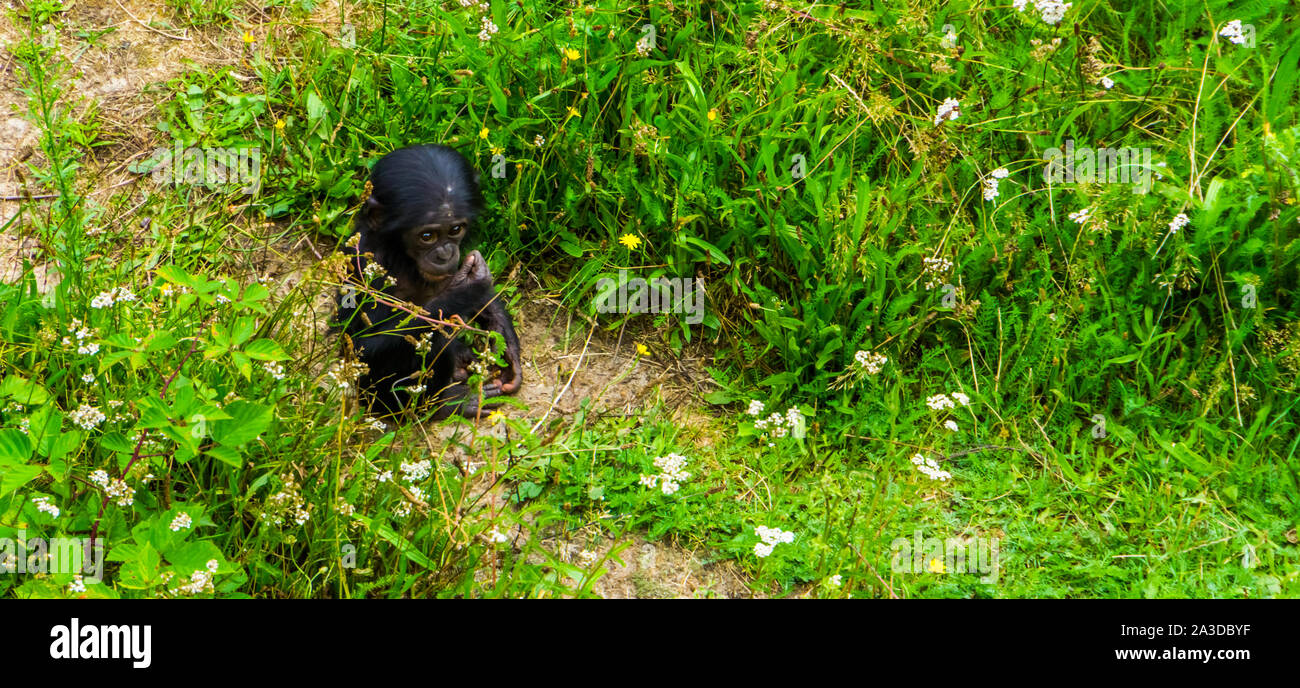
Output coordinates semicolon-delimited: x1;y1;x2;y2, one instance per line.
274;118;286;131
564;47;581;61
618;233;642;250
636;343;649;356
242;32;255;45
707;109;718;122
486;410;505;424
480;127;490;140
927;558;946;574
567;106;580;118
490;145;504;156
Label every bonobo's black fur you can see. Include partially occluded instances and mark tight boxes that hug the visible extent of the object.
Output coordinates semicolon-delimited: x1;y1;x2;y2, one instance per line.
336;144;522;419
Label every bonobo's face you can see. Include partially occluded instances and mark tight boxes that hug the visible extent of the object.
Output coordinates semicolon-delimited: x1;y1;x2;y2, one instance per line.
403;219;468;283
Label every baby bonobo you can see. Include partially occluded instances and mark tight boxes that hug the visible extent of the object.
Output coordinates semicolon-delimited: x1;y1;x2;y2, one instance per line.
336;144;522;420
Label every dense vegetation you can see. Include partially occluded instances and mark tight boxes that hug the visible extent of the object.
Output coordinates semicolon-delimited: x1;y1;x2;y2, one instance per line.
2;0;1297;597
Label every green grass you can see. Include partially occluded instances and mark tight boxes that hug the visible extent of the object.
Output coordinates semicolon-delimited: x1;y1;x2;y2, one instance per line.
1;0;1297;598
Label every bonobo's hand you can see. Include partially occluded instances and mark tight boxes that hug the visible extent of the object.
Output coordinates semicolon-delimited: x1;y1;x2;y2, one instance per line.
446;250;492;291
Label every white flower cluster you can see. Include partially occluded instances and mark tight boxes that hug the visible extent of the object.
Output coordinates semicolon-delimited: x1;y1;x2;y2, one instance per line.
263;361;286;380
478;15;499;42
172;560;220;596
322;359;367;392
170;512;193;531
754;525;795;558
926;394;953;410
1100;76;1115;89
399;459;432;483
32;496;60;518
61;319;100;356
927;391;970;411
933;97;960;126
747;399;766;416
1015;0;1071;25
69;576;86;594
1168;213;1190;234
922;255;952;290
635;34;654;57
854;350;887;375
263;474;310;526
1219;20;1248;45
910;454;952;481
638;453;691;496
485;527;508;544
89;469;109;487
367;417;387;432
89;286;138;309
105;478;135;507
753;406;804;447
69;403;106;430
1068;207;1092;225
983;167;1010;201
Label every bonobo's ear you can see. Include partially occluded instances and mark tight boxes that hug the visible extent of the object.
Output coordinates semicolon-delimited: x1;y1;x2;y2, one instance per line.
364;195;383;226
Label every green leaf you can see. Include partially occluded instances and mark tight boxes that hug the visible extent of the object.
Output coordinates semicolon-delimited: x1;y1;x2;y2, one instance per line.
210;401;272;447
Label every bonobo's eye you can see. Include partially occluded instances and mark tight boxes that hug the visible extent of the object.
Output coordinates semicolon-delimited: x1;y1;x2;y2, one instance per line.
419;231;434;242
450;225;464;236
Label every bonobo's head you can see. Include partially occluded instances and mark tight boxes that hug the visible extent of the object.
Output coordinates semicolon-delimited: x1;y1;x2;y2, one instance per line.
362;144;483;284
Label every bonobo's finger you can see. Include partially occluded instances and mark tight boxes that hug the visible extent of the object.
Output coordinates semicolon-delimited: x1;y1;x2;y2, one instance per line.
498;353;523;395
465;250;491;282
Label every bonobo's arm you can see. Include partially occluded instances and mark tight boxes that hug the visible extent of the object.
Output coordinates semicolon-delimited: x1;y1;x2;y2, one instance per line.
436;251;523;395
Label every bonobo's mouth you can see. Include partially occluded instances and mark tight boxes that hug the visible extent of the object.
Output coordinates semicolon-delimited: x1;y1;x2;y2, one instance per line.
421;270;450;284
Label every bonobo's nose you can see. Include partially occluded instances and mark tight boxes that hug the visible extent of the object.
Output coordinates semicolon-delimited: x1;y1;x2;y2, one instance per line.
433;244;456;262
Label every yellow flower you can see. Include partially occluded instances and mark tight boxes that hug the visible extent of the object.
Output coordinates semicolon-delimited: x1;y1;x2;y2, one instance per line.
707;109;718;122
567;107;580;118
242;32;255;44
927;558;946;574
480;127;490;140
486;410;505;425
618;233;642;250
636;343;649;356
274;118;285;131
490;145;504;156
564;47;581;61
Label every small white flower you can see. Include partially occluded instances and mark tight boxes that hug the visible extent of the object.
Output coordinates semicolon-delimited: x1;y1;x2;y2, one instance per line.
32;496;60;518
944;420;959;432
951;391;970;406
1219;19;1247;45
69;576;86;594
933;97;960;126
1036;0;1072;25
1068;207;1092;224
169;512;193;531
747;400;765;416
69;404;107;430
926;394;955;411
1168;213;1190;233
1100;76;1114;89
